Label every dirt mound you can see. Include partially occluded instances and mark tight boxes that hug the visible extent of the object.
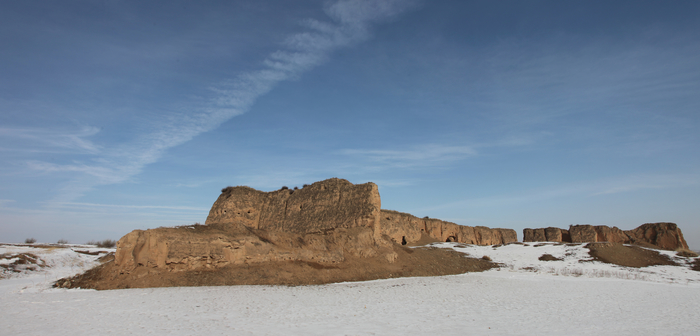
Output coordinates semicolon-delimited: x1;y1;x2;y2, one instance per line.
692;259;700;272
586;243;677;268
56;244;496;289
0;252;46;277
56;178;512;290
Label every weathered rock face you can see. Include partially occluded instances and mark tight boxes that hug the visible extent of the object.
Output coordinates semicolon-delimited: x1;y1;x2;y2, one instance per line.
206;178;382;236
544;227;563;242
380;210;517;245
116;178;388;272
593;225;629;244
569;225;598;243
626;223;689;250
114;224;378;272
522;223;689;250
523;228;546;242
523;227;562;242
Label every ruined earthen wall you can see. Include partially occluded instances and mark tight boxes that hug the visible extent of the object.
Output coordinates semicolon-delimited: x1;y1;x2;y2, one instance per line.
626;223;689;250
206;178;382;236
380;209;517;245
522;223;689;250
116;178;388;272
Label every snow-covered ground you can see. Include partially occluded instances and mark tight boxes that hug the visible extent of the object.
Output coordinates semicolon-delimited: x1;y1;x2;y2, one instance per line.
1;242;699;335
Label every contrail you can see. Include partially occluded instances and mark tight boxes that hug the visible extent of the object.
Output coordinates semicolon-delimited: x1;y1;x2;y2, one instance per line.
40;0;418;204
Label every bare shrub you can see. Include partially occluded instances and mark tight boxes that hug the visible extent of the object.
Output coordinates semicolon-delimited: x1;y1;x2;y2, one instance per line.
539;253;562;261
97;239;116;248
86;239;117;248
24;238;36;244
57;239;68;245
676;248;698;258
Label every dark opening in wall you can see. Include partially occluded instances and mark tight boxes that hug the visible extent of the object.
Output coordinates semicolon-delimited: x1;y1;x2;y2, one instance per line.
446;236;456;242
401;236;407;245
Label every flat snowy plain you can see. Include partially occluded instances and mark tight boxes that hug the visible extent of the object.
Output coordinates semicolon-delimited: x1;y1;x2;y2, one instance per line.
1;242;699;335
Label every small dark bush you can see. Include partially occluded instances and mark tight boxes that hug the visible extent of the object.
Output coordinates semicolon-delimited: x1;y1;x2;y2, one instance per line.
281;186;289;190
303;184;309;188
86;239;117;248
25;238;36;244
97;239;116;248
538;253;562;261
57;239;69;245
423;216;429;219
294;186;299;190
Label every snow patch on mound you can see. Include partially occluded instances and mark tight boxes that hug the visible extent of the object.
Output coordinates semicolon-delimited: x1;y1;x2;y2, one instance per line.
0;244;114;294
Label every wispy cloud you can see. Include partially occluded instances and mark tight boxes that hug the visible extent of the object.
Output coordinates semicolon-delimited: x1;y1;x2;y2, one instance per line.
50;202;209;212
24;0;418;203
0;199;15;207
0;126;101;154
420;173;700;213
27;161;125;183
479;35;700;130
592;174;700;195
341;144;477;168
338;134;539;170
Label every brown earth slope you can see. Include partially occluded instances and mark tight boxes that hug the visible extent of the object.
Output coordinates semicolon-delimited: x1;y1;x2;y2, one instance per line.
586;242;677;268
57;244;495;289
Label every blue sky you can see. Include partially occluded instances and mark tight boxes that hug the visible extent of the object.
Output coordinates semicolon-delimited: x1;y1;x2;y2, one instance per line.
2;0;699;247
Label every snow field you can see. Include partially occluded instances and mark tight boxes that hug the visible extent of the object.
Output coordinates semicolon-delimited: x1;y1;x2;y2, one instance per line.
1;243;699;335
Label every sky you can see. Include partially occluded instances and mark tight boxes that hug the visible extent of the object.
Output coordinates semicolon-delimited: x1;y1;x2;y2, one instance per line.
1;0;699;248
